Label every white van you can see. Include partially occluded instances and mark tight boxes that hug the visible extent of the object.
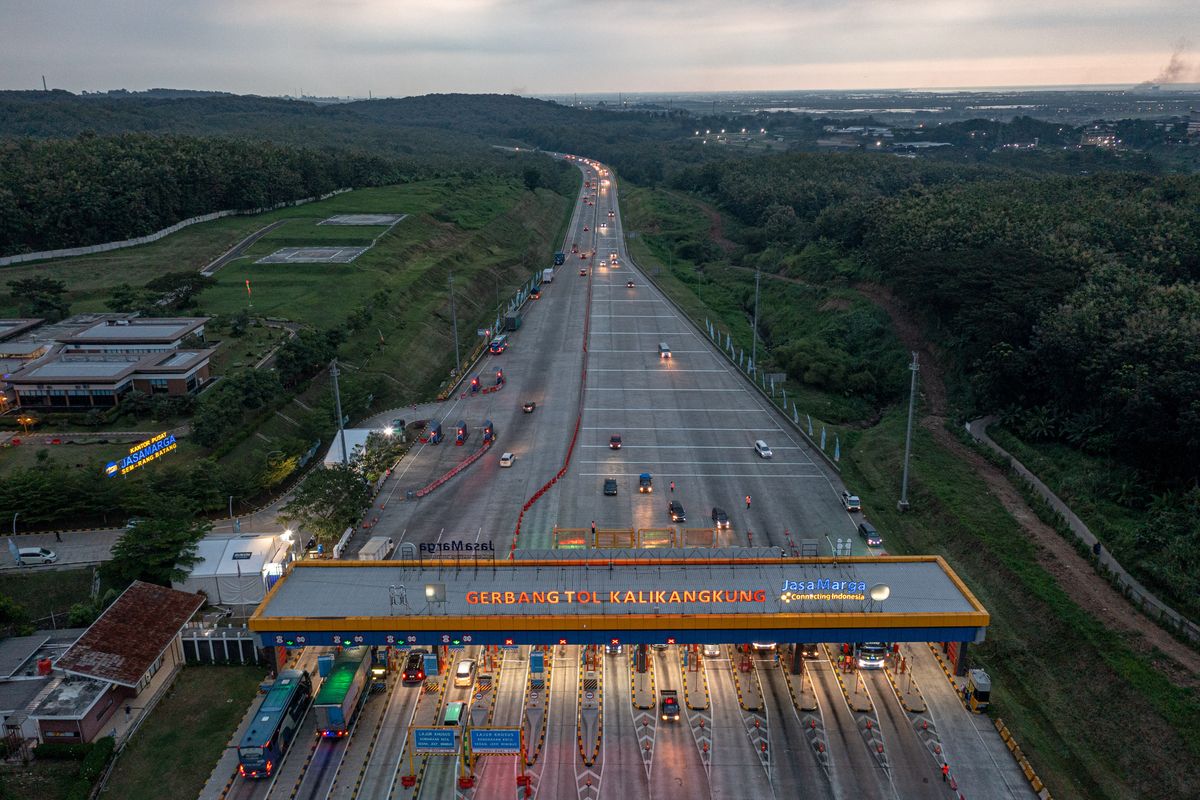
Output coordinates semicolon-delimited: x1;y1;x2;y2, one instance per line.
454;660;476;687
753;440;773;458
17;547;57;565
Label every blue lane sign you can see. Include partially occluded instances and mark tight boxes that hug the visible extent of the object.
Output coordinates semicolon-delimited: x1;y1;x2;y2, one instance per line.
413;727;457;754
469;727;522;754
423;653;439;676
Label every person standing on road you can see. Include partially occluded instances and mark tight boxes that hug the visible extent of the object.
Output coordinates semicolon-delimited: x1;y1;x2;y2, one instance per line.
669;481;675;493
942;763;950;782
55;531;62;543
745;494;751;509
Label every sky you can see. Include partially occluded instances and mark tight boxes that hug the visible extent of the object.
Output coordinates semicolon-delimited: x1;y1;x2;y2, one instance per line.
2;0;1198;96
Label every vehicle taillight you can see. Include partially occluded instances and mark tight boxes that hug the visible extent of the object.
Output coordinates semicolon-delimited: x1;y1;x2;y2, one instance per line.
238;765;246;777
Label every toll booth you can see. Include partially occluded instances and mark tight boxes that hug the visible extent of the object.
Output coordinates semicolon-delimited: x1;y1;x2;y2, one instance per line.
470;376;481;393
966;669;991;713
429;421;443;444
455;420;468;445
483;421;495;444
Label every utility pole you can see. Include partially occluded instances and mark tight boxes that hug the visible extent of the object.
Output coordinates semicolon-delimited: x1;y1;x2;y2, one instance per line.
330;359;349;466
751;267;761;371
897;352;920;512
448;272;461;373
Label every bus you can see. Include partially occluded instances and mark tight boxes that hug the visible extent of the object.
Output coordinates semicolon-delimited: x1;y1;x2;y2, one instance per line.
314;647;372;737
442;701;466;727
237;670;313;779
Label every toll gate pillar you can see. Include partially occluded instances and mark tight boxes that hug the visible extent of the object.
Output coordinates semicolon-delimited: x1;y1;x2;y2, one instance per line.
954;641;970;676
636;644;648;673
790;644;804;675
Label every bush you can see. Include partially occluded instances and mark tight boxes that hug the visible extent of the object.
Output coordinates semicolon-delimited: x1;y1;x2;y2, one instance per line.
79;735;114;782
33;741;91;760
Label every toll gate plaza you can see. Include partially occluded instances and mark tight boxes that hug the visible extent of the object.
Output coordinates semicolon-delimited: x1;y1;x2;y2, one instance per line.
250;550;989;662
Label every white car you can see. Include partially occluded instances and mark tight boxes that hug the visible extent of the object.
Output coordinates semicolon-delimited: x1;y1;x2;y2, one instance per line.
841;491;862;512
17;547;58;565
499;452;515;468
702;644;721;658
454;659;476;687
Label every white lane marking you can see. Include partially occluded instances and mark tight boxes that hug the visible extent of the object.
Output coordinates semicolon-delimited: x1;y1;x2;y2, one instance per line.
588;349;713;353
579;444;801;450
589;314;681;318
579;472;826;478
582;425;779;430
588;368;728;373
578;459;814;466
586;387;748;392
583;408;776;413
588;330;700;337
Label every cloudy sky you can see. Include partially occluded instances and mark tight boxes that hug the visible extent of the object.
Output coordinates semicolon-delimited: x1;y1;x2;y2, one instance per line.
2;0;1197;95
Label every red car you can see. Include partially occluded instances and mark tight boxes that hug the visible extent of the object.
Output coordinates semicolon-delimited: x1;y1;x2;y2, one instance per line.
610;434;622;449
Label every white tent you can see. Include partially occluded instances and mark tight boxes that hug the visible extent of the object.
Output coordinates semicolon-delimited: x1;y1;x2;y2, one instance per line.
322;428;373;467
174;534;290;609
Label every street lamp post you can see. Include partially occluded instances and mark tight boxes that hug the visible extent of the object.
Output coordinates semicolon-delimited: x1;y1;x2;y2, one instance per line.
11;512;17;536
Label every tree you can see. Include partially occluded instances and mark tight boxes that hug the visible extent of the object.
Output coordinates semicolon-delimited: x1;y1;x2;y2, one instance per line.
7;277;69;321
280;463;371;546
359;431;405;481
102;517;210;587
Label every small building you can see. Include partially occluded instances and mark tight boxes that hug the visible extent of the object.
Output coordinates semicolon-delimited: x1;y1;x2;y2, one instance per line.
173;533;294;611
32;582;203;743
0;630;86;742
8;348;215;409
59;317;208;354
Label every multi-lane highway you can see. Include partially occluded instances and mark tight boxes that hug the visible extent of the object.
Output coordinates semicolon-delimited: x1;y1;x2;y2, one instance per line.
365;155;867;558
209;156;1032;800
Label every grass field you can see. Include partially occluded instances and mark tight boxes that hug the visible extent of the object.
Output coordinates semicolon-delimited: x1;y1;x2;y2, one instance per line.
630;179;1200;798
101;665;267;800
0;567;96;621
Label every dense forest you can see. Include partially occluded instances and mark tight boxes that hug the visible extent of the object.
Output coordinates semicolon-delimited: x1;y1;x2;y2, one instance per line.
0;134;409;254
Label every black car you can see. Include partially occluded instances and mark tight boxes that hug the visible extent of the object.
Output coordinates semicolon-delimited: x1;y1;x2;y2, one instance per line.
522;401;536;413
603;478;618;496
711;507;729;528
402;650;428;683
668;500;686;522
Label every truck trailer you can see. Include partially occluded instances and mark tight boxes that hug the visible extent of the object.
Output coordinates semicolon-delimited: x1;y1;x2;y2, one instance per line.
357;536;393;561
314;647;371;737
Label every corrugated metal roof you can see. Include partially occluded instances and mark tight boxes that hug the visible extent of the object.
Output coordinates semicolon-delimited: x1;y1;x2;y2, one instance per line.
54;581;204;687
257;559;976;620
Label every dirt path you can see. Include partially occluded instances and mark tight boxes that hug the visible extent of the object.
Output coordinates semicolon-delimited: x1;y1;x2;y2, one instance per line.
857;282;1200;687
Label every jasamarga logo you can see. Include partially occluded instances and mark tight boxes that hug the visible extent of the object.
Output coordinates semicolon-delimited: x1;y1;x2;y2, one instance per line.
780;578;867;593
419;541;496;554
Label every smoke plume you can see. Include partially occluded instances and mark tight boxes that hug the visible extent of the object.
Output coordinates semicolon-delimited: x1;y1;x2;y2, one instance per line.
1138;39;1193;87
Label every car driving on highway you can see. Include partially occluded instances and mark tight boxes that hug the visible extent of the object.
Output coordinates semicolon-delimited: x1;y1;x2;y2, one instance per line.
603;478;618;496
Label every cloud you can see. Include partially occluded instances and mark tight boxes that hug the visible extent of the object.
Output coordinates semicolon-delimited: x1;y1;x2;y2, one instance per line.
0;0;1195;94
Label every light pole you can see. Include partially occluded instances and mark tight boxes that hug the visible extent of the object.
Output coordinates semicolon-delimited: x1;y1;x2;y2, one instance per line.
228;496;234;518
448;272;461;373
898;352;919;512
11;512;17;536
751;267;761;374
330;359;348;467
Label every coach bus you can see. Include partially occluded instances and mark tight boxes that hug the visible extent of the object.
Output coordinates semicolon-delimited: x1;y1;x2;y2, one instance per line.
237;669;313;779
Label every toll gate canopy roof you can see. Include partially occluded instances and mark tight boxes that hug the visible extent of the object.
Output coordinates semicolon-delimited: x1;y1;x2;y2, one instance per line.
250;553;989;649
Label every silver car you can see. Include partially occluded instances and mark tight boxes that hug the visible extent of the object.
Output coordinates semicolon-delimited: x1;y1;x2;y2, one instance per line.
17;547;58;565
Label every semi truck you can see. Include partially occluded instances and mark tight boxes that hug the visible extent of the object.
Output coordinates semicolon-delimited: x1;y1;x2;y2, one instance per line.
357;536;393;561
542;268;555;283
314;646;371;737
